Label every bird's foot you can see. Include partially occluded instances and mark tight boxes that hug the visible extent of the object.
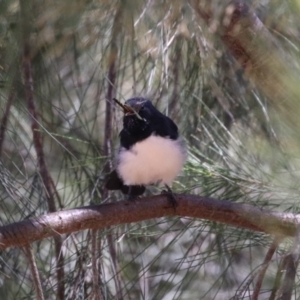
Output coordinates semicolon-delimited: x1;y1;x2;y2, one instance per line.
125;185;145;203
126;195;140;202
161;184;178;209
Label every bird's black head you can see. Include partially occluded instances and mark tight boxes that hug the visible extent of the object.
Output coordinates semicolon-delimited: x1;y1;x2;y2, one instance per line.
117;97;179;149
124;97;157;122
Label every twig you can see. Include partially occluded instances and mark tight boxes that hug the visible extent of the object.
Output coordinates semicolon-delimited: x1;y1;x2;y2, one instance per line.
104;5;122;177
23;40;66;300
130;10;137;95
278;228;300;300
24;245;45;300
0;194;299;250
19;1;65;298
103;6;124;300
0;85;15;156
252;238;279;300
169;36;181;120
269;256;288;300
233;238;280;300
69;234;85;299
91;229;103;300
107;232;123;300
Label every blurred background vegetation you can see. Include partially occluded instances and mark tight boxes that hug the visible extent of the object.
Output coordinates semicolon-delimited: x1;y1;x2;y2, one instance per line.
1;0;300;299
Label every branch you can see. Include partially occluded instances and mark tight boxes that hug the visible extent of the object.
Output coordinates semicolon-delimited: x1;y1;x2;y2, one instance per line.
20;0;65;298
91;229;104;300
269;254;288;300
0;194;299;250
102;6;124;299
252;238;279;300
24;245;45;300
0;86;14;156
279;229;300;299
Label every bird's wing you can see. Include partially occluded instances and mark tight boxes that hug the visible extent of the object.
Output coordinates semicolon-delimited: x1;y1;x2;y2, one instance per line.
105;170;124;190
154;116;179;140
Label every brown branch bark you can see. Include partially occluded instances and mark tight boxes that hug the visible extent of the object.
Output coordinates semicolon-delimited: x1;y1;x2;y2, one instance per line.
0;194;299;250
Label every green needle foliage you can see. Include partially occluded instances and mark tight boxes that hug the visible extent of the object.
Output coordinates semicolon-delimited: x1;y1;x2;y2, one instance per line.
0;0;300;299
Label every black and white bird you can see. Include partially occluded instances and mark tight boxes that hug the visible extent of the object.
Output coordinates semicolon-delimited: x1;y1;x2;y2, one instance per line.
105;97;186;205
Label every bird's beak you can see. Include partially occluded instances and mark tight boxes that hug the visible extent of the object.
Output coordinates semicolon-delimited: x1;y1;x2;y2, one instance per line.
113;98;135;116
123;105;135;115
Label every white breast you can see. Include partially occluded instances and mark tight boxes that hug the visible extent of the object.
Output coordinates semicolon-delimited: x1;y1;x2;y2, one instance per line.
117;135;186;186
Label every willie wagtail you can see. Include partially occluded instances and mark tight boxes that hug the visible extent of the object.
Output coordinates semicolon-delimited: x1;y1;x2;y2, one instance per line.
105;97;186;205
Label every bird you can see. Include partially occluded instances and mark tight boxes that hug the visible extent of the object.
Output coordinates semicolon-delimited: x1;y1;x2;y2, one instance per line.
105;97;186;206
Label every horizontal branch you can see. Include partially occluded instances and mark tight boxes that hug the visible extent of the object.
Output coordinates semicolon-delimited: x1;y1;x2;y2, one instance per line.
0;194;299;250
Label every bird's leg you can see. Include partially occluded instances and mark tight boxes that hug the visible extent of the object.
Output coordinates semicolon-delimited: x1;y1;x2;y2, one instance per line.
126;185;146;201
127;186;138;202
161;184;178;208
